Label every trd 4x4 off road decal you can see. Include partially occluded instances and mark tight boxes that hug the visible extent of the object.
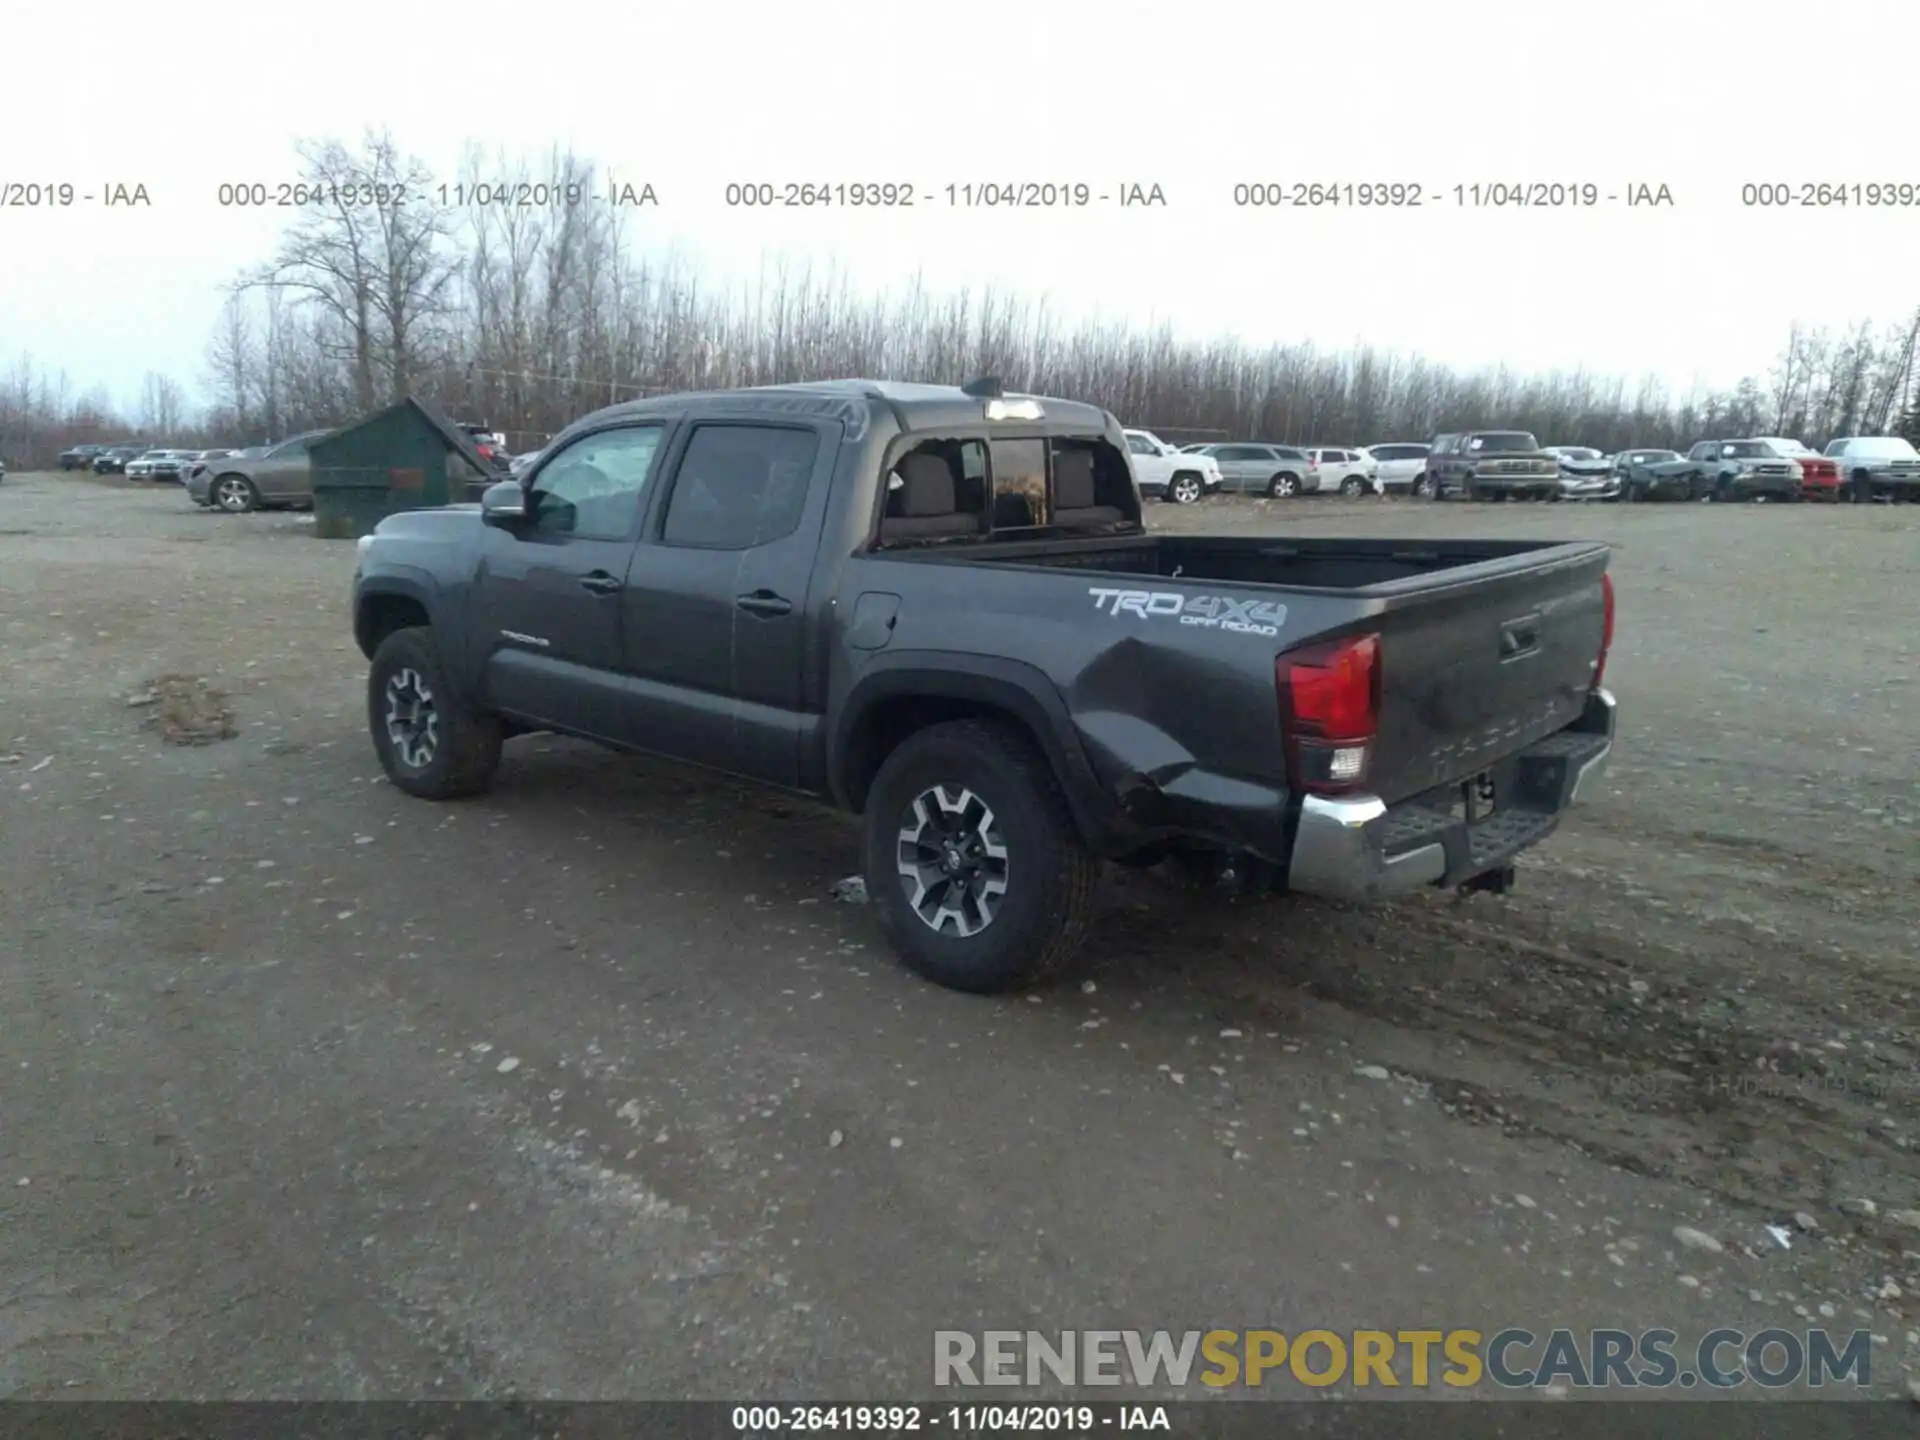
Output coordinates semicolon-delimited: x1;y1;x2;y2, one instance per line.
1087;587;1288;637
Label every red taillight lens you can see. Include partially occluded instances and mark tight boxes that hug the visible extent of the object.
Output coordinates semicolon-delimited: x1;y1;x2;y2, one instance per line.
1593;572;1615;690
1278;633;1380;794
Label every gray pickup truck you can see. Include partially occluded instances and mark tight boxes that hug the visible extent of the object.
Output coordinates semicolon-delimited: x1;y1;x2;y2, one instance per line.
352;379;1617;993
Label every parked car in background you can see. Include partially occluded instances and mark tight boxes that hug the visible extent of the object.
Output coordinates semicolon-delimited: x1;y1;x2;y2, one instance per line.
147;449;197;482
188;430;331;512
1611;449;1690;501
1121;428;1223;504
1543;446;1620;502
1358;442;1432;494
1425;431;1561;500
1304;447;1379;496
458;423;511;471
59;444;108;470
1645;440;1802;502
0;456;8;483
127;449;196;481
124;449;167;479
1750;438;1840;500
1822;435;1920;502
507;449;544;478
1185;442;1313;497
91;445;148;474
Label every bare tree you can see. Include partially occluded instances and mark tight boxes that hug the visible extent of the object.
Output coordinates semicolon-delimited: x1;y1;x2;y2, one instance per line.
139;372;187;437
205;291;257;434
245;131;457;412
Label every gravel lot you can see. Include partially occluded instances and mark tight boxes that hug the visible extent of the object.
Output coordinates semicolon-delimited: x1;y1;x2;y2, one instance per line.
2;470;1917;1402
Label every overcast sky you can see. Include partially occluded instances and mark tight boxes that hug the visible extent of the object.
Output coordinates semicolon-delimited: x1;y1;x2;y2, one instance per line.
5;0;1916;413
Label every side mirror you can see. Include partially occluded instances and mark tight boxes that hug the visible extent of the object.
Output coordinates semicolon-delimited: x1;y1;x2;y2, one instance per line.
480;479;528;528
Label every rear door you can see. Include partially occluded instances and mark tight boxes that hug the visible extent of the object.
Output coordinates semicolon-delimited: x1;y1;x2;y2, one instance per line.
617;415;840;786
1368;549;1610;803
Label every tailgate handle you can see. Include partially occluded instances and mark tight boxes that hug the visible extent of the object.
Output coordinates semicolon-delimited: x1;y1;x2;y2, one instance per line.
1499;614;1542;660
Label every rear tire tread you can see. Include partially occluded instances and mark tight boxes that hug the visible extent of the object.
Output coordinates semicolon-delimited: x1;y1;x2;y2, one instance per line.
863;719;1100;994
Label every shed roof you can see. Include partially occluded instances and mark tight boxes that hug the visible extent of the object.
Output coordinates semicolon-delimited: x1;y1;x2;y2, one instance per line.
314;393;497;475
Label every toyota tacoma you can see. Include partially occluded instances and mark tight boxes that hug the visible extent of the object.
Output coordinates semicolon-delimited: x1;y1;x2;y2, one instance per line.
352;379;1618;994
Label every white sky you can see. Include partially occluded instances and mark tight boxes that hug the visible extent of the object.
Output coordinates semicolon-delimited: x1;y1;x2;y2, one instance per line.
4;0;1916;411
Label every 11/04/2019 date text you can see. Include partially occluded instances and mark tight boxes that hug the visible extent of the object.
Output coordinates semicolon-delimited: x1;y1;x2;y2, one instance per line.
721;182;1167;207
1230;182;1676;207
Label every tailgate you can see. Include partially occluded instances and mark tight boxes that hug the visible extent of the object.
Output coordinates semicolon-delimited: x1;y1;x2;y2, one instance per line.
1366;545;1609;803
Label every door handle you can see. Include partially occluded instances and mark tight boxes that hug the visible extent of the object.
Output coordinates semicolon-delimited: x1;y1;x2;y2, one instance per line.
735;590;793;617
578;571;623;595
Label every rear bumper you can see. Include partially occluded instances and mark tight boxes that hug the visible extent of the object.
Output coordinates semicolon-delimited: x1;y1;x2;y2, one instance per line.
1286;688;1616;902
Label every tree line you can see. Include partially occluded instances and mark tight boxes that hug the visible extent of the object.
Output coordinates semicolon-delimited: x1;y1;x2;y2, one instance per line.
5;130;1919;464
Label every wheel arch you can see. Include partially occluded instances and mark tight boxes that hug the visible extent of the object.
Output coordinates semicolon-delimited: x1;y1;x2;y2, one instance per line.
830;655;1127;850
355;576;437;660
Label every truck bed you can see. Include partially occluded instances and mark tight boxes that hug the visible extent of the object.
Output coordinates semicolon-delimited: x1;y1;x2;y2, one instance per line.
870;530;1610;811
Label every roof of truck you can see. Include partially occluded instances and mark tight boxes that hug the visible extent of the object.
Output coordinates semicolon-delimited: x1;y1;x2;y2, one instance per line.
554;379;1119;442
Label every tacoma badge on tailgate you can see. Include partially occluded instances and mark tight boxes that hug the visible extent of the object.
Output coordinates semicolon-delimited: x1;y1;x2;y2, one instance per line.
1087;587;1288;637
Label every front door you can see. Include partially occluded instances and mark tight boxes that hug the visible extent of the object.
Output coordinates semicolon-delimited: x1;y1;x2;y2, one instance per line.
471;422;670;742
618;417;839;786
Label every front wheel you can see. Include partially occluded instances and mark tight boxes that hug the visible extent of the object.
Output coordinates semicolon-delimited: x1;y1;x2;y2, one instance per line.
212;474;259;513
862;719;1101;994
1168;473;1203;505
1266;472;1300;499
368;627;504;800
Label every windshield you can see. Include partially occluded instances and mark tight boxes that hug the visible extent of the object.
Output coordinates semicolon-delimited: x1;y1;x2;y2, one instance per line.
1631;450;1679;463
1556;448;1601;460
1723;442;1771;458
1840;437;1919;459
1469;432;1540;452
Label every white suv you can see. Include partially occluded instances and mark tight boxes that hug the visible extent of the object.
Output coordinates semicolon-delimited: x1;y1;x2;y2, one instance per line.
1122;429;1223;504
1305;447;1381;496
1358;443;1431;493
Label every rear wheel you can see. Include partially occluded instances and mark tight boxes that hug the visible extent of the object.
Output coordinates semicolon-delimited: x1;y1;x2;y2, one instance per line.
1338;476;1367;498
1168;473;1203;504
1416;473;1440;499
863;719;1101;994
1266;472;1300;499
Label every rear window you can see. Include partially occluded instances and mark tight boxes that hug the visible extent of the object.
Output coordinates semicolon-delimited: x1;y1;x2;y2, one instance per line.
661;423;819;549
1468;432;1539;452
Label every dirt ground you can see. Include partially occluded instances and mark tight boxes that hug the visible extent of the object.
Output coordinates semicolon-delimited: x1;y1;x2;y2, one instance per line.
2;470;1917;1404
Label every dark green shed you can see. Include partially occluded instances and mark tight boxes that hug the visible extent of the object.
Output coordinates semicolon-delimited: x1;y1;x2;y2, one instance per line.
309;394;499;539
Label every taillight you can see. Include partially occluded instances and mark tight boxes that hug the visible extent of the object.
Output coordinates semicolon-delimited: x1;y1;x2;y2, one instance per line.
1277;633;1380;794
1593;573;1615;690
